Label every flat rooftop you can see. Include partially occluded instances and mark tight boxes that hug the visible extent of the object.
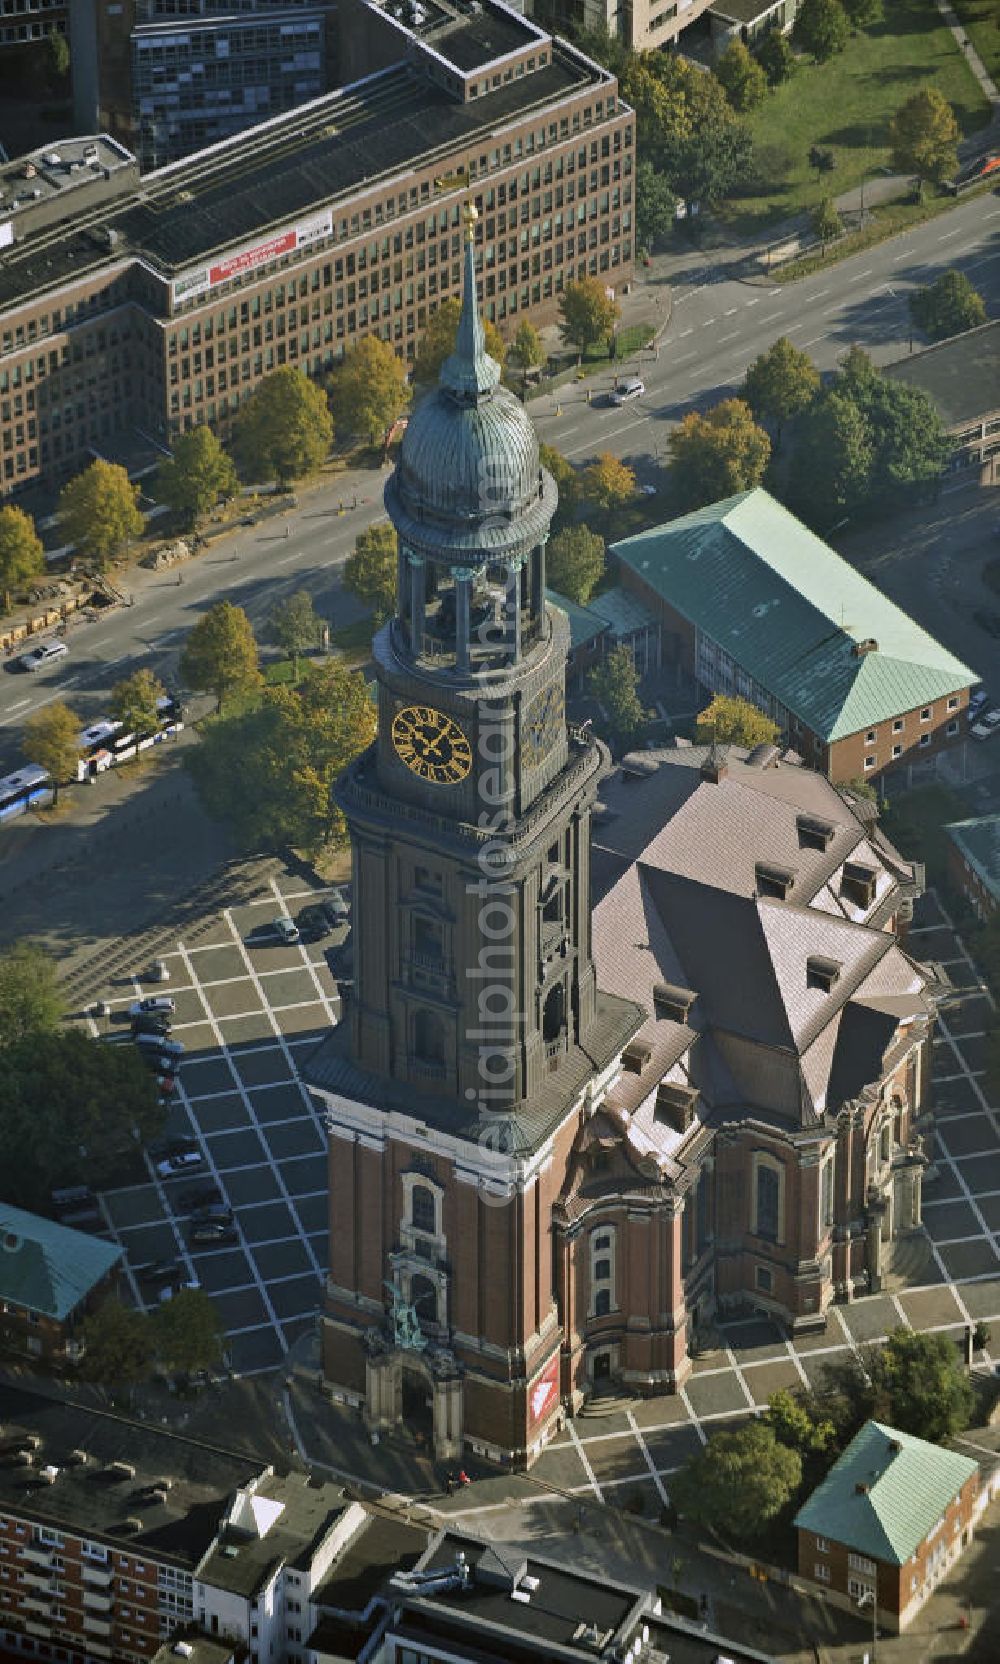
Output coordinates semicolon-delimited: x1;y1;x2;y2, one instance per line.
884;319;1000;427
370;0;543;71
197;1470;355;1598
946;813;1000;902
0;1383;262;1566
0;135;134;223
0;39;608;314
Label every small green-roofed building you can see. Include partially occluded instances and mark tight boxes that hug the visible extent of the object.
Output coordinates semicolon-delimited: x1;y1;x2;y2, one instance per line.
0;1202;122;1363
794;1421;979;1632
545;588;609;686
946;813;1000;918
612;489;976;782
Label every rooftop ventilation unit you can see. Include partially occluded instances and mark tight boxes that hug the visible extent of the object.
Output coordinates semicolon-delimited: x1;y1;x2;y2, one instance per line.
66;1449;89;1466
755;862;795;900
797;815;835;851
622;1039;653;1075
121;1517;144;1533
652;982;696;1024
654;1082;698;1133
38;1466;60;1485
172;1644;194;1658
108;1461;136;1480
853;637;878;657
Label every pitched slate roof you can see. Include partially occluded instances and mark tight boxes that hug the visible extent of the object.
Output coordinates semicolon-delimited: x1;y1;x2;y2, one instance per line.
794;1421;978;1565
611;490;975;741
0;1204;122;1322
946;814;1000;905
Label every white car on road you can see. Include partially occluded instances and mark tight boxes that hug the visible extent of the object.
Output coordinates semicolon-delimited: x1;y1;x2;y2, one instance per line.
19;640;69;672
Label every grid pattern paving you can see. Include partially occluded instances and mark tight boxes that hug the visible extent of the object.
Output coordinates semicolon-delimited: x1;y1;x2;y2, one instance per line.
81;874;1000;1497
86;872;341;1375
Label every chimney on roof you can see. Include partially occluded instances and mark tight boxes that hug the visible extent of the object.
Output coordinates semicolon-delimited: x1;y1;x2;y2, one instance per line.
700;737;728;784
887;1439;902;1455
855;1482;869;1495
853;638;878;657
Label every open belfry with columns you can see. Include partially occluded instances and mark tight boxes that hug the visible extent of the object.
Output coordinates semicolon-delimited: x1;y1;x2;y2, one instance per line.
306;205;940;1468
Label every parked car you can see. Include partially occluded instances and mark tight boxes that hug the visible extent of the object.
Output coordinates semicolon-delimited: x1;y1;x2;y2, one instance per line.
971;708;1000;740
970;687;990;718
50;1185;100;1225
156;1074;177;1097
156;1150;204;1178
137;1032;184;1059
149;1135;198;1160
192;1203;233;1225
132;1012;172;1038
324;888;350;927
158;1277;201;1301
129;996;176;1018
189;1219;238;1246
19;639;69;673
273;915;300;945
297;905;328;942
143;1049;182;1076
178;1183;224;1213
137;1259;180;1286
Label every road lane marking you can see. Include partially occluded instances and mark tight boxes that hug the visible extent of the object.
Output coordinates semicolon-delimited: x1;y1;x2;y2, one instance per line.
718;332;739;343
810;288;831;299
802;335;827;346
723;307;738;316
678;327;694;337
7;699;29;713
745;297;760;305
938;227;962;240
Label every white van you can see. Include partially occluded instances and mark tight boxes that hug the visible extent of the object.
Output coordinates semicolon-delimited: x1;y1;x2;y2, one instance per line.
610;376;644;406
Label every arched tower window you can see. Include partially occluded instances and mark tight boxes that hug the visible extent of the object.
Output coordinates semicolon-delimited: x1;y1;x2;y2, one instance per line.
412;1185;436;1235
752;1156;784;1243
414;1008;445;1065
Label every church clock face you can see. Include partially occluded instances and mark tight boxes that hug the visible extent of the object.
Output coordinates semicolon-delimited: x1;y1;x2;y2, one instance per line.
392;704;473;785
524;682;565;767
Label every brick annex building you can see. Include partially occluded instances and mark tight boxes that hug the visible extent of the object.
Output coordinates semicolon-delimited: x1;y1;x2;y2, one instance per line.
0;0;633;496
307;218;939;1467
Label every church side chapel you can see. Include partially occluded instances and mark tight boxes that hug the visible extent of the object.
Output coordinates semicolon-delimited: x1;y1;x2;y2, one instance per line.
307;206;939;1467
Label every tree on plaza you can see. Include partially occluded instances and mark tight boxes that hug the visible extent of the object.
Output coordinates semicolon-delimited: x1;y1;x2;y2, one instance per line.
581;452;636;532
889;87;960;187
186;660;376;855
843;0;883;24
765;1389;837;1458
793;0;850;61
811;196;843;251
866;1328;975;1443
910;270;987;342
788;388;875;521
558;277;620;358
755;29;795;86
512;321;547;377
546;524;606;605
589;645;647;746
741;336;820;447
413;297;506;385
232;367;334;486
540;443;580;528
0;504;44;597
671;1423;803;1541
154;426;237;529
695;694;779;750
343;522;397;627
57;459;144;570
268;590;324;680
152;1289;225;1374
715;39;768;113
667;399;770;512
0;941;61;1048
79;1301;153;1393
23;700;80;791
111;668;166;741
326;334;410;447
635;160;678;252
180;600;261;713
0;1031;164;1212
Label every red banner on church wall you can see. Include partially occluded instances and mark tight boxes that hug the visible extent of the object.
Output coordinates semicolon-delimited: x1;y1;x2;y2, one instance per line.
528;1353;560;1425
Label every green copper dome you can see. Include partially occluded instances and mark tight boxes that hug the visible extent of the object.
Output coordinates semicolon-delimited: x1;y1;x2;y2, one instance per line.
386;206;555;561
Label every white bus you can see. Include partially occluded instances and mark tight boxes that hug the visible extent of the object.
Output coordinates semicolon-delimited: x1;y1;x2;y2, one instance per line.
76;694;184;781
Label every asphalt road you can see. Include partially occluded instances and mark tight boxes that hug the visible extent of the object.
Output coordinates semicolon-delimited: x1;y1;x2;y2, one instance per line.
1;190;998;760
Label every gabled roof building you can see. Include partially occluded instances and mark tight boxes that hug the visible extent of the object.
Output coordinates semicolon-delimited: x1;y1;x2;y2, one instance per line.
0;1205;122;1365
612;489;976;783
794;1421;980;1632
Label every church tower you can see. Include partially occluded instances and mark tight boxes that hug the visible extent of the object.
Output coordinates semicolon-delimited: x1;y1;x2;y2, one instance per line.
312;206;640;1465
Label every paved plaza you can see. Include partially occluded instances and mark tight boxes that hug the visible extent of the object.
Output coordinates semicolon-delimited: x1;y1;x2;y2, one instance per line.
74;868;1000;1512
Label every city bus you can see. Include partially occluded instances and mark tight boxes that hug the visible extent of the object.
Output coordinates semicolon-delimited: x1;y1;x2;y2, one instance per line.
0;764;55;824
76;694;184;781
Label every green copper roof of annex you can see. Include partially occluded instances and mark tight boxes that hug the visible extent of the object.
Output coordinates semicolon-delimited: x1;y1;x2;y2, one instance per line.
0;1203;122;1321
612;490;976;742
794;1421;978;1565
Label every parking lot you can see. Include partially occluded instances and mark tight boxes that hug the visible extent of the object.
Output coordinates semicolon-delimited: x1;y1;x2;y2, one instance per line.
73;865;1000;1497
80;867;344;1375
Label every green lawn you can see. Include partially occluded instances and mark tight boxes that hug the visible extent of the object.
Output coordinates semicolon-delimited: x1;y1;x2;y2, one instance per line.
951;0;1000;82
725;0;991;234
